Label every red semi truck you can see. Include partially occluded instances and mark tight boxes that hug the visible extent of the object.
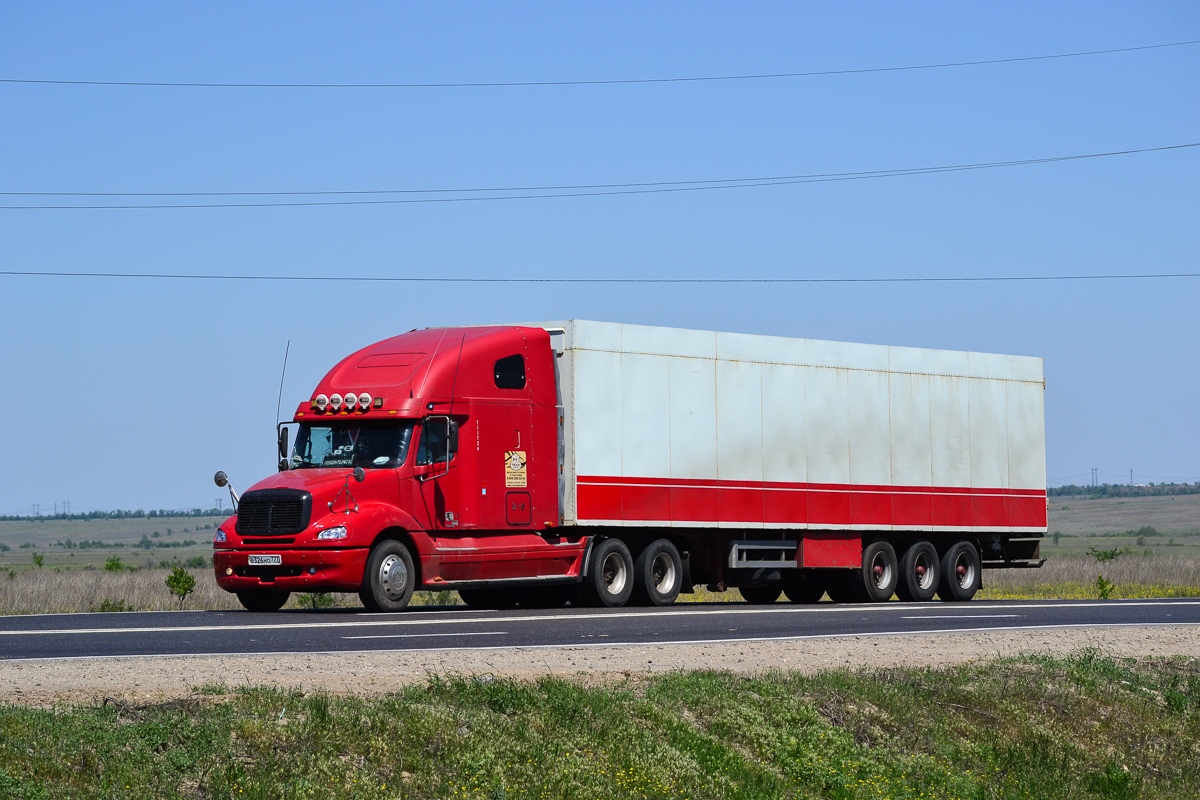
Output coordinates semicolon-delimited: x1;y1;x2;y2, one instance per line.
213;320;1046;612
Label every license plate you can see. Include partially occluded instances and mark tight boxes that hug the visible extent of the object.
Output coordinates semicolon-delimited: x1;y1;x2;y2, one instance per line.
247;554;282;566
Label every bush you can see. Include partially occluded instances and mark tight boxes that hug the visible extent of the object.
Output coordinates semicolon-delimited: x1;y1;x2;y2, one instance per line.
104;555;125;572
165;567;197;609
31;553;44;568
297;592;334;609
96;598;132;612
185;556;207;569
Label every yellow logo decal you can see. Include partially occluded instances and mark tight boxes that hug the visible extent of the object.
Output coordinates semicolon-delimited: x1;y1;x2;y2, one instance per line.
505;450;528;488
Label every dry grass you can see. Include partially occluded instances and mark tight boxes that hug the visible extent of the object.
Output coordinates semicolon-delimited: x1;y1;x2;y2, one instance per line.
980;556;1200;600
0;569;463;615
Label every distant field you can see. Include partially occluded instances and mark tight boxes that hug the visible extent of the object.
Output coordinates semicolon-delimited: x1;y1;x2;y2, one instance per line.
0;516;221;572
1042;493;1200;560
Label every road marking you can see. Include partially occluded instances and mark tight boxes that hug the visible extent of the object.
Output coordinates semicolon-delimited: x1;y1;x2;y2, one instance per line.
900;614;1022;620
342;631;507;641
0;600;1197;637
5;621;1198;663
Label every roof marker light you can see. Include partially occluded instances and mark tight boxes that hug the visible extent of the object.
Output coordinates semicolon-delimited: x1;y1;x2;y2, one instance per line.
314;394;329;411
344;393;358;410
330;393;343;411
358;392;372;409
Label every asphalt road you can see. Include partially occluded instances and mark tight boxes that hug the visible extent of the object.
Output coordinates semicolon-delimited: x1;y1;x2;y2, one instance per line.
1;599;1197;661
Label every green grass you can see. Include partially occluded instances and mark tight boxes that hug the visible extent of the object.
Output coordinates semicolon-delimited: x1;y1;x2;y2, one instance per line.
2;650;1198;798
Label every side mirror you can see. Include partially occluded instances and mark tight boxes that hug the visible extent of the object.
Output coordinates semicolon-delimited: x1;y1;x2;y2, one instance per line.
448;420;459;454
214;471;228;488
278;427;289;462
353;466;366;483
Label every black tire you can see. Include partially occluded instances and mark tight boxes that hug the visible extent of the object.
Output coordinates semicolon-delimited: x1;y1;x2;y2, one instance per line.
860;539;899;602
631;539;684;606
896;540;940;602
577;538;635;608
938;540;982;602
824;571;863;603
782;571;827;604
236;589;290;612
739;585;783;604
515;586;572;608
358;540;416;612
457;588;518;610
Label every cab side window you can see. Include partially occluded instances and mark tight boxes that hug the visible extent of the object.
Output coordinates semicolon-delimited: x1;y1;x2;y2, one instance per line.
493;354;526;389
416;421;458;465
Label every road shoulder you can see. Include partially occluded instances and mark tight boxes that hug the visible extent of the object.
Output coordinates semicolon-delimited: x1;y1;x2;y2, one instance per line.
3;624;1198;706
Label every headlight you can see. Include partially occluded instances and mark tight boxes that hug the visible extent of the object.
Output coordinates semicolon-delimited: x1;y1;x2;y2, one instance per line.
215;529;227;543
317;526;348;540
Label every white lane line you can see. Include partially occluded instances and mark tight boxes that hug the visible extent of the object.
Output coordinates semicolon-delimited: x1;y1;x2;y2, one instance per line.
343;631;507;641
900;614;1022;620
8;621;1199;663
0;600;1196;637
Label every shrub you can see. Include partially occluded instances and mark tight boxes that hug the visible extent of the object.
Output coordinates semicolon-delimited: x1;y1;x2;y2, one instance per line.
185;556;207;569
31;553;44;568
104;555;125;572
1096;575;1115;600
1087;546;1122;563
0;543;9;552
165;567;197;609
297;592;334;609
96;598;132;612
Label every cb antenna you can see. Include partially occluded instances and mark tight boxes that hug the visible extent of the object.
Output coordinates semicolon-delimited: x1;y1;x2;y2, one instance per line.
275;339;291;425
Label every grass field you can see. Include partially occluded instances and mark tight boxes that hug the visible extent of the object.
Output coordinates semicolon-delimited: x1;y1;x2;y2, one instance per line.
1;650;1197;799
0;516;218;573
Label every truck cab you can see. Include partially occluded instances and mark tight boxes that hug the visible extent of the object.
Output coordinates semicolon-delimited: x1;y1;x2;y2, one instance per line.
213;325;580;611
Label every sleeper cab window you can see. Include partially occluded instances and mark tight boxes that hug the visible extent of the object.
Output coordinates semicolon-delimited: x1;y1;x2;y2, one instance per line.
493;354;526;390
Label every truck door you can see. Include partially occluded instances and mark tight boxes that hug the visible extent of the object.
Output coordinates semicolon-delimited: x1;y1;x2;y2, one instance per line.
415;416;460;531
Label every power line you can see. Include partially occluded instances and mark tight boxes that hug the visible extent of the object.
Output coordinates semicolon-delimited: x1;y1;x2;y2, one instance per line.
2;270;1198;285
1;40;1196;89
2;142;1196;210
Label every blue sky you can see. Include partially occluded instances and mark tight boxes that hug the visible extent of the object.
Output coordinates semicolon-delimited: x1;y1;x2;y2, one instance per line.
1;2;1197;513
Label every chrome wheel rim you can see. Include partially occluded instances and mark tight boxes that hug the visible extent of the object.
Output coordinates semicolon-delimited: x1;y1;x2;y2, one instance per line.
914;551;936;591
870;552;894;590
601;552;627;595
650;552;676;595
954;552;976;590
379;553;409;600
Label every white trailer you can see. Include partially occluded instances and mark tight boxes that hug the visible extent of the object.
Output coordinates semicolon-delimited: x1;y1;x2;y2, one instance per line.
534;320;1046;603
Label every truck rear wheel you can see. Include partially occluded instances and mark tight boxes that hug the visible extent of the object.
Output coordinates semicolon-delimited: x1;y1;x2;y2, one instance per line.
578;538;634;607
896;540;940;602
739;585;782;604
782;571;827;604
937;540;981;602
236;589;290;612
457;588;518;610
359;540;416;612
631;539;683;606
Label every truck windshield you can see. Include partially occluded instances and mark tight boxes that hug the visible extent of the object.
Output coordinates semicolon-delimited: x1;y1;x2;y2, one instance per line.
291;422;415;469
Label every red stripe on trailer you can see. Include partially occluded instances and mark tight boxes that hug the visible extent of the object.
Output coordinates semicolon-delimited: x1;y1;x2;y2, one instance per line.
577;476;1046;529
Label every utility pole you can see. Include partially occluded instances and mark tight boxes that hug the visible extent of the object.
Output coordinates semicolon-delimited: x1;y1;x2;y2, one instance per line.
1091;467;1098;488
216;497;222;513
1130;469;1133;487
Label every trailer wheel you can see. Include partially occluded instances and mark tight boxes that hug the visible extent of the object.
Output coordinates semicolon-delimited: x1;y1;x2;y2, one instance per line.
896;541;940;602
631;539;683;606
739;585;782;604
782;572;827;604
236;589;290;612
577;538;634;607
457;588;518;610
937;540;981;602
359;540;416;612
861;540;899;602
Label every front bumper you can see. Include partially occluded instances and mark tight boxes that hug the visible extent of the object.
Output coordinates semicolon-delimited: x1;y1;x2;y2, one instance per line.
213;548;369;593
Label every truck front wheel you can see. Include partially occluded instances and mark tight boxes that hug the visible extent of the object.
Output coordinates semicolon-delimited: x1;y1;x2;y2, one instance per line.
631;539;683;606
359;540;416;612
578;538;634;607
236;589;290;612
